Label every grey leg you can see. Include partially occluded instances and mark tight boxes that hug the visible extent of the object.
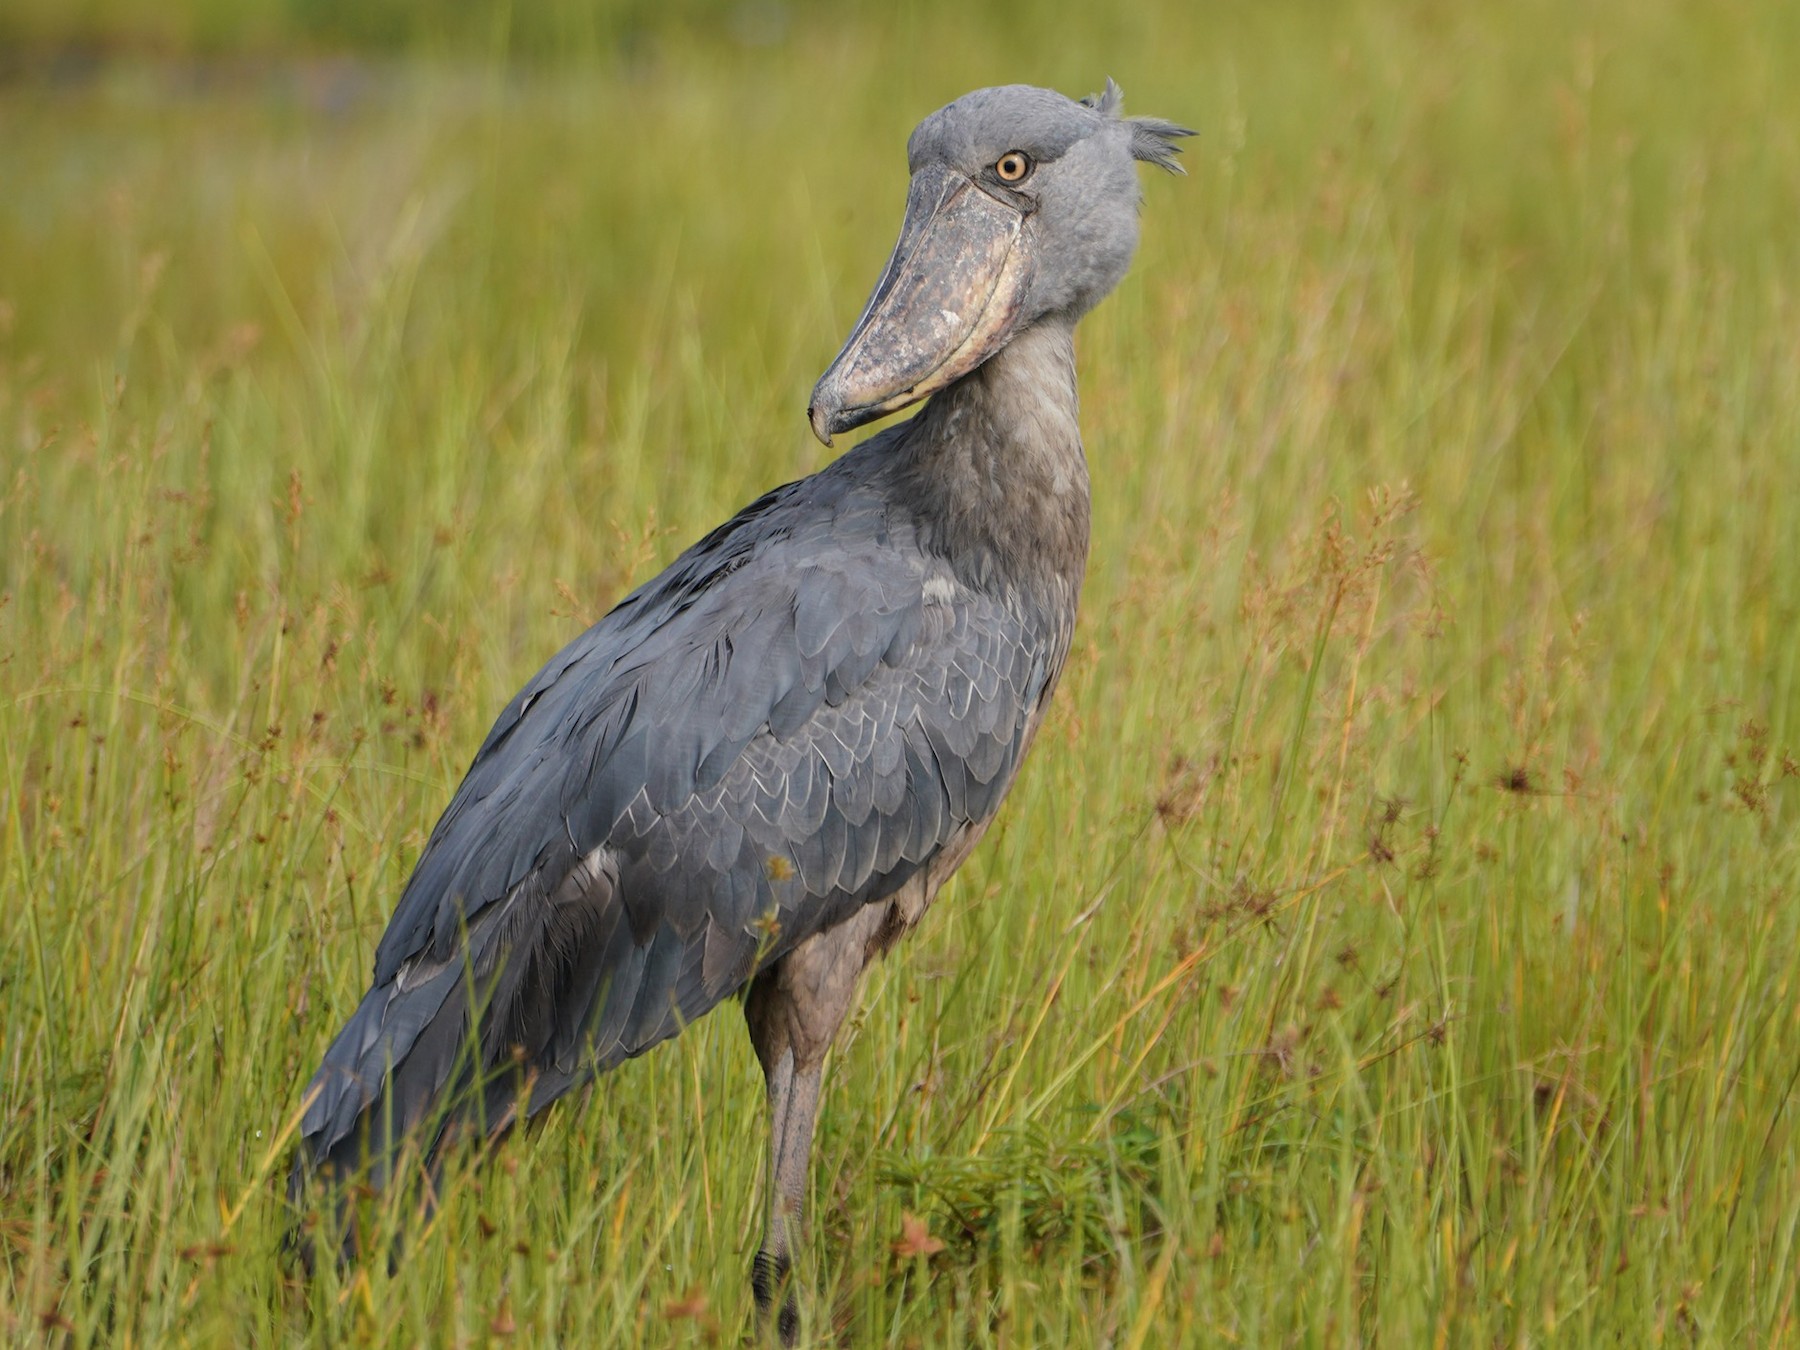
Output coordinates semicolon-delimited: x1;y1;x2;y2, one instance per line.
747;1042;820;1343
743;904;888;1345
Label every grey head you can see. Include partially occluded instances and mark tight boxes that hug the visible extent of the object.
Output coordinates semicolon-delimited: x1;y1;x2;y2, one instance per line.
809;79;1193;444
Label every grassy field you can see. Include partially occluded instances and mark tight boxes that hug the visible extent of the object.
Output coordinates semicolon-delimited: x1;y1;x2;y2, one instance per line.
4;0;1800;1343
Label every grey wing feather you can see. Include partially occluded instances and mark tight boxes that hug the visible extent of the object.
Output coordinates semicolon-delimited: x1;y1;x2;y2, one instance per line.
294;454;1058;1195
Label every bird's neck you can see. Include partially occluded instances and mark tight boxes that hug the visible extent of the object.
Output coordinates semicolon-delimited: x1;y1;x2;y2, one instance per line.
899;317;1091;604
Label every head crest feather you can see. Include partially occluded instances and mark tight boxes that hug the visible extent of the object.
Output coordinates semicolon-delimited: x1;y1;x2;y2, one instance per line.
1082;77;1196;174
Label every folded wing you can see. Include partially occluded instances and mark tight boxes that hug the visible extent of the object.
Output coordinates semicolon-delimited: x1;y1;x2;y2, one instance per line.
295;465;1053;1187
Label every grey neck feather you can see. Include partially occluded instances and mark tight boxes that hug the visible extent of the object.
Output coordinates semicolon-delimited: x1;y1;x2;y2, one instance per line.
893;317;1091;606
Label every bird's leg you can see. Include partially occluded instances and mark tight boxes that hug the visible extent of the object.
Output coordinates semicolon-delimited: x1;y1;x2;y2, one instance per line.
743;904;890;1344
749;1040;816;1342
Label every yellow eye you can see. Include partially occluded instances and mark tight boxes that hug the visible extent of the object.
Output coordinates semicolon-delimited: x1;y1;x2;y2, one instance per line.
995;151;1032;183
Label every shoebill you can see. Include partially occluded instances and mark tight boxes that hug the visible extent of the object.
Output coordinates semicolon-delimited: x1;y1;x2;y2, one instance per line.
290;79;1190;1340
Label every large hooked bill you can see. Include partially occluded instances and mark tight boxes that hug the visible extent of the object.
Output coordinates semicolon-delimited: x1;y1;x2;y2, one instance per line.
808;163;1033;446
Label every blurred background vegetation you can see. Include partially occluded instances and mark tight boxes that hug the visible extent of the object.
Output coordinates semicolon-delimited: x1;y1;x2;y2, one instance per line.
2;0;1798;1344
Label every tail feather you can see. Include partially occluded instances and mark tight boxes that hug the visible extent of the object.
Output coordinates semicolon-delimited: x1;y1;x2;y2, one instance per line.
286;967;479;1268
287;870;627;1266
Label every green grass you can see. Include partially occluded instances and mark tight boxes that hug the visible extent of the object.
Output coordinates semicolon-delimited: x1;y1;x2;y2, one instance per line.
4;0;1800;1343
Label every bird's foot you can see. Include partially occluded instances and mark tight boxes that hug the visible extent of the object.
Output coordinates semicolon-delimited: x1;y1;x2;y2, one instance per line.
751;1249;799;1345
